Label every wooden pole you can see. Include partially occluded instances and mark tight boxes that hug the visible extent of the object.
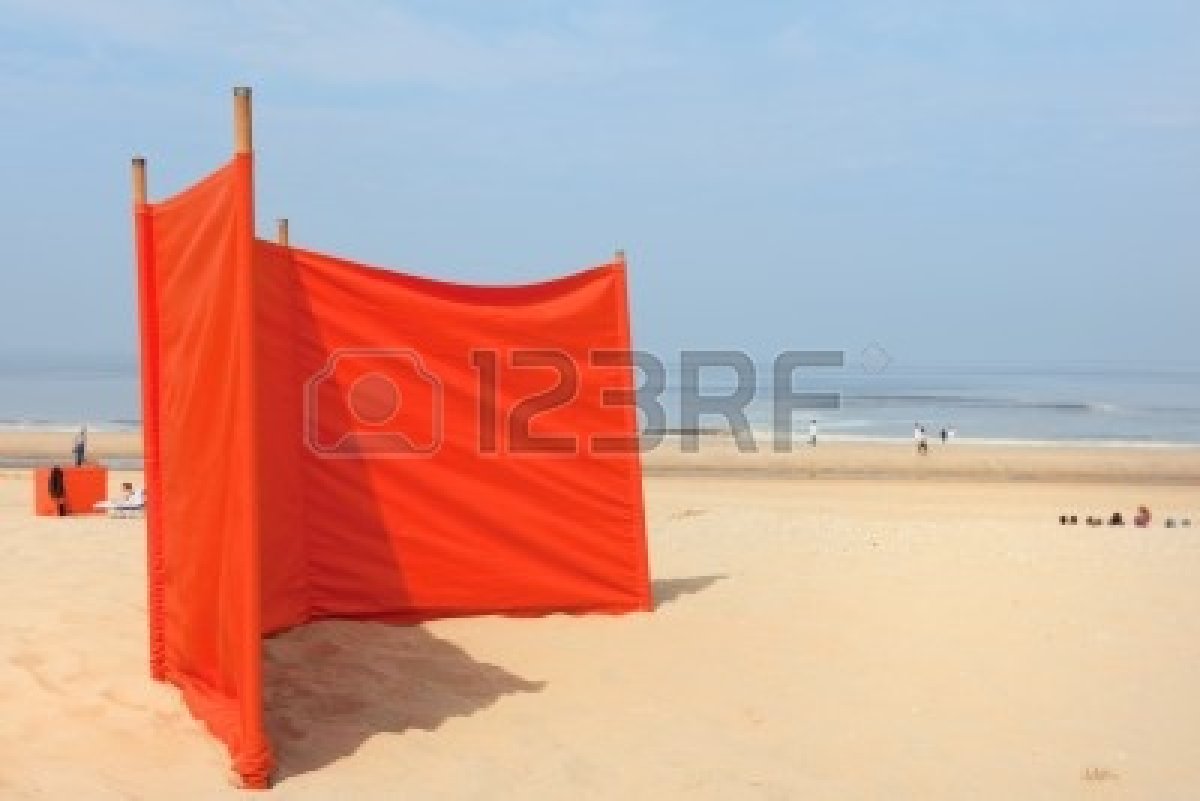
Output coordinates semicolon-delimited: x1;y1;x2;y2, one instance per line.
233;86;252;154
131;157;147;205
276;218;289;246
614;248;626;264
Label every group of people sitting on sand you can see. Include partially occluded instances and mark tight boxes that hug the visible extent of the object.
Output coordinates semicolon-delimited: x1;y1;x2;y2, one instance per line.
1058;506;1192;528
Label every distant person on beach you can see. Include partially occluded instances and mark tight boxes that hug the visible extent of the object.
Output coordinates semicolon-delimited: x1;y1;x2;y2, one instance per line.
96;483;135;507
72;425;87;467
809;419;817;447
1134;505;1152;528
95;482;146;515
48;465;67;516
939;427;947;444
915;424;929;454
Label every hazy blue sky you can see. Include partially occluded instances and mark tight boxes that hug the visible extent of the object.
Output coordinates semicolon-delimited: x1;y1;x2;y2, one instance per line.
0;0;1196;366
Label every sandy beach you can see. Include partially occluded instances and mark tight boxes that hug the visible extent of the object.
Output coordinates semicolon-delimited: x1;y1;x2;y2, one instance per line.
2;435;1199;799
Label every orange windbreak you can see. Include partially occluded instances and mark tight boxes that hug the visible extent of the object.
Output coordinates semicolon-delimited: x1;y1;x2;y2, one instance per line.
136;160;648;788
136;155;270;787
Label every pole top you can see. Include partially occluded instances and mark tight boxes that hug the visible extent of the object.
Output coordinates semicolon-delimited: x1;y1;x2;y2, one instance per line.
233;86;253;154
131;156;148;205
276;217;290;246
614;248;626;264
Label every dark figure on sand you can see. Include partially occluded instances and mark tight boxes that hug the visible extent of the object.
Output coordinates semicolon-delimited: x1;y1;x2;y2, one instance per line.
48;465;67;516
72;425;87;467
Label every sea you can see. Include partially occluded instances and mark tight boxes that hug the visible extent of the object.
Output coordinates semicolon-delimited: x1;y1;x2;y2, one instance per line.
659;360;1200;447
2;357;1199;451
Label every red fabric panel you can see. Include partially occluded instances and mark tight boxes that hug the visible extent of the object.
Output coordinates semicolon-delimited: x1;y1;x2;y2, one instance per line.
133;198;166;679
254;243;650;627
255;243;310;634
137;156;271;787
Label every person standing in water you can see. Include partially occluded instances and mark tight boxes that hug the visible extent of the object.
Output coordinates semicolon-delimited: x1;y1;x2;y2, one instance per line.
72;425;87;467
808;419;818;447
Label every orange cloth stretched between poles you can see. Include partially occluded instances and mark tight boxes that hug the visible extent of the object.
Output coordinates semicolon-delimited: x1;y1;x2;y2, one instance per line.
136;155;271;786
134;156;649;787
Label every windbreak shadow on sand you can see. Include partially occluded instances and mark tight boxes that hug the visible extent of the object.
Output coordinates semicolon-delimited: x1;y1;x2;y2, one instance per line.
264;620;544;782
652;574;728;607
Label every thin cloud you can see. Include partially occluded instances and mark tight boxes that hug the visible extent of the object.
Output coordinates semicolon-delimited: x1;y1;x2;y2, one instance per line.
0;0;671;90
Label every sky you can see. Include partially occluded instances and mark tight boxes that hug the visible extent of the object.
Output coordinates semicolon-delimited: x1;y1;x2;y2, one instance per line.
0;0;1196;368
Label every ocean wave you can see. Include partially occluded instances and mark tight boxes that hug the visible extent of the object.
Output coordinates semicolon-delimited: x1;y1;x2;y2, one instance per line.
0;419;141;433
841;394;1134;413
744;431;1200;449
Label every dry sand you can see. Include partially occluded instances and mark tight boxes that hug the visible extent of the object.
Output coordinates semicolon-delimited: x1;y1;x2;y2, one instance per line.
1;439;1199;799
